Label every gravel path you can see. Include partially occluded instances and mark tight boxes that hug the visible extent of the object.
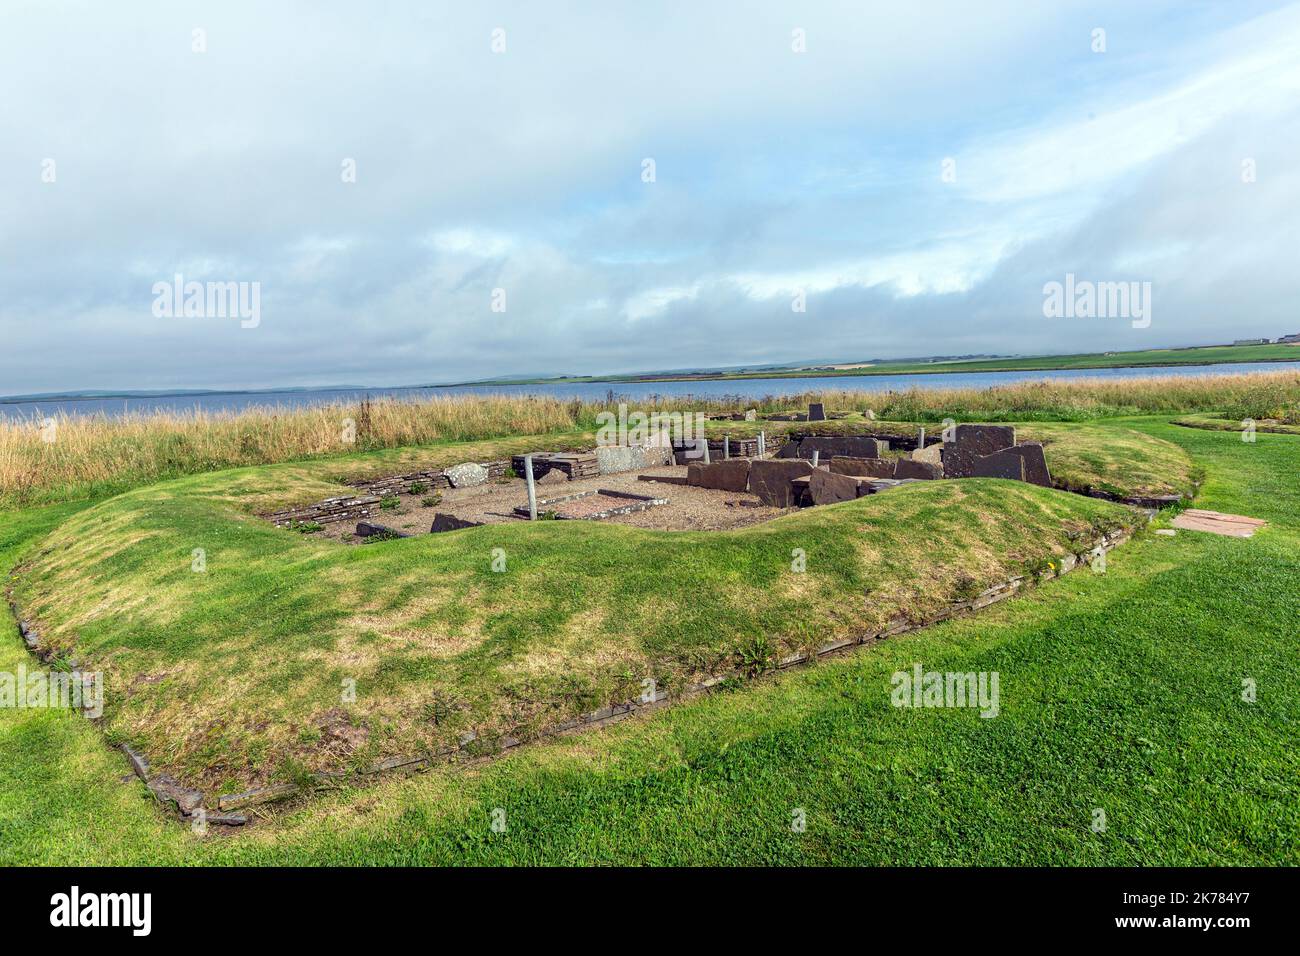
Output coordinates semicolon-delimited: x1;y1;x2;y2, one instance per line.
315;464;789;541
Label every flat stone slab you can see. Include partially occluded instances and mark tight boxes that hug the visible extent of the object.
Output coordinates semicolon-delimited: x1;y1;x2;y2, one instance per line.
968;449;1027;481
1170;509;1267;538
686;459;750;492
829;455;895;478
809;468;862;505
807;402;826;421
749;459;812;507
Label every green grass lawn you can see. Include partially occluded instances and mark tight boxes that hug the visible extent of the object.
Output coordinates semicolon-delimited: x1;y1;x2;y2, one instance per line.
1;417;1296;864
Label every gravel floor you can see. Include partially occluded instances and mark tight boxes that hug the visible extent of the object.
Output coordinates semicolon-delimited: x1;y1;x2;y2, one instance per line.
313;464;790;542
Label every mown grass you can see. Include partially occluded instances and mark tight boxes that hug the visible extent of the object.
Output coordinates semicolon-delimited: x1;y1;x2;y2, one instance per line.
11;459;1136;795
0;417;1295;864
2;372;1293;508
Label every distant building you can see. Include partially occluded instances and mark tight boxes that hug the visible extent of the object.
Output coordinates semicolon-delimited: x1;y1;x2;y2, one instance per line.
1277;333;1300;344
1233;338;1269;346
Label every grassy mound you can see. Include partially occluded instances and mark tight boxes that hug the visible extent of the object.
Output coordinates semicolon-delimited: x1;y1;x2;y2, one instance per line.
13;460;1137;798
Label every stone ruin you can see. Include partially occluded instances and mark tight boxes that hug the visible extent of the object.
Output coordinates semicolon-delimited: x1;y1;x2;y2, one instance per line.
677;422;1052;508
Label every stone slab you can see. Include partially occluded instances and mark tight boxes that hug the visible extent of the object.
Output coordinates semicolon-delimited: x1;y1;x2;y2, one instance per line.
808;402;826;421
686;459;750;492
1004;443;1051;487
445;462;489;488
748;459;813;507
809;468;862;505
968;449;1026;481
911;443;944;466
430;513;484;533
829;455;895;478
1170;509;1267;538
894;459;942;480
954;423;1016;456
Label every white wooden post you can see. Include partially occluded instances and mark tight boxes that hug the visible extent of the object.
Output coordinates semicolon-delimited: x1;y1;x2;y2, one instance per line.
524;454;537;520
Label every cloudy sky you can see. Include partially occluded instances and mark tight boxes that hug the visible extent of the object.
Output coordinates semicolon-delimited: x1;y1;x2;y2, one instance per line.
2;0;1299;394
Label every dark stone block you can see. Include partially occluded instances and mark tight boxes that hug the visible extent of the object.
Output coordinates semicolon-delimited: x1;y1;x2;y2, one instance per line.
969;450;1027;481
356;521;411;538
894;459;942;480
954;423;1016;456
808;402;826;421
430;513;483;533
941;445;977;478
830;455;895;478
809;468;862;505
1004;443;1052;487
748;459;813;507
687;459;750;492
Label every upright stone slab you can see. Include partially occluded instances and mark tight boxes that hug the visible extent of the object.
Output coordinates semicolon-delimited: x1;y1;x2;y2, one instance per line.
748;459;812;507
1004;443;1051;487
954;424;1016;456
744;409;757;421
808;402;826;421
445;462;489;488
830;455;895;478
912;443;943;466
968;449;1027;481
595;446;637;474
809;468;862;505
687;459;750;492
894;459;942;480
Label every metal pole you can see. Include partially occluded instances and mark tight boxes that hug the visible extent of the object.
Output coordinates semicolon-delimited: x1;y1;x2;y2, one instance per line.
524;454;537;520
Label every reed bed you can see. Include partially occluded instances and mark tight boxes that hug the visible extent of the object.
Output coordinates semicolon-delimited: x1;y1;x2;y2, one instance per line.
3;370;1297;507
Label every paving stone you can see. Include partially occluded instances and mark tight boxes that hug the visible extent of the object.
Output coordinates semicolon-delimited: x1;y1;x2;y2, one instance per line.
687;459;750;492
1169;509;1267;538
1003;442;1051;487
748;459;813;507
894;459;942;480
445;462;489;488
809;468;862;505
968;449;1026;480
954;423;1016;456
829;455;895;478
